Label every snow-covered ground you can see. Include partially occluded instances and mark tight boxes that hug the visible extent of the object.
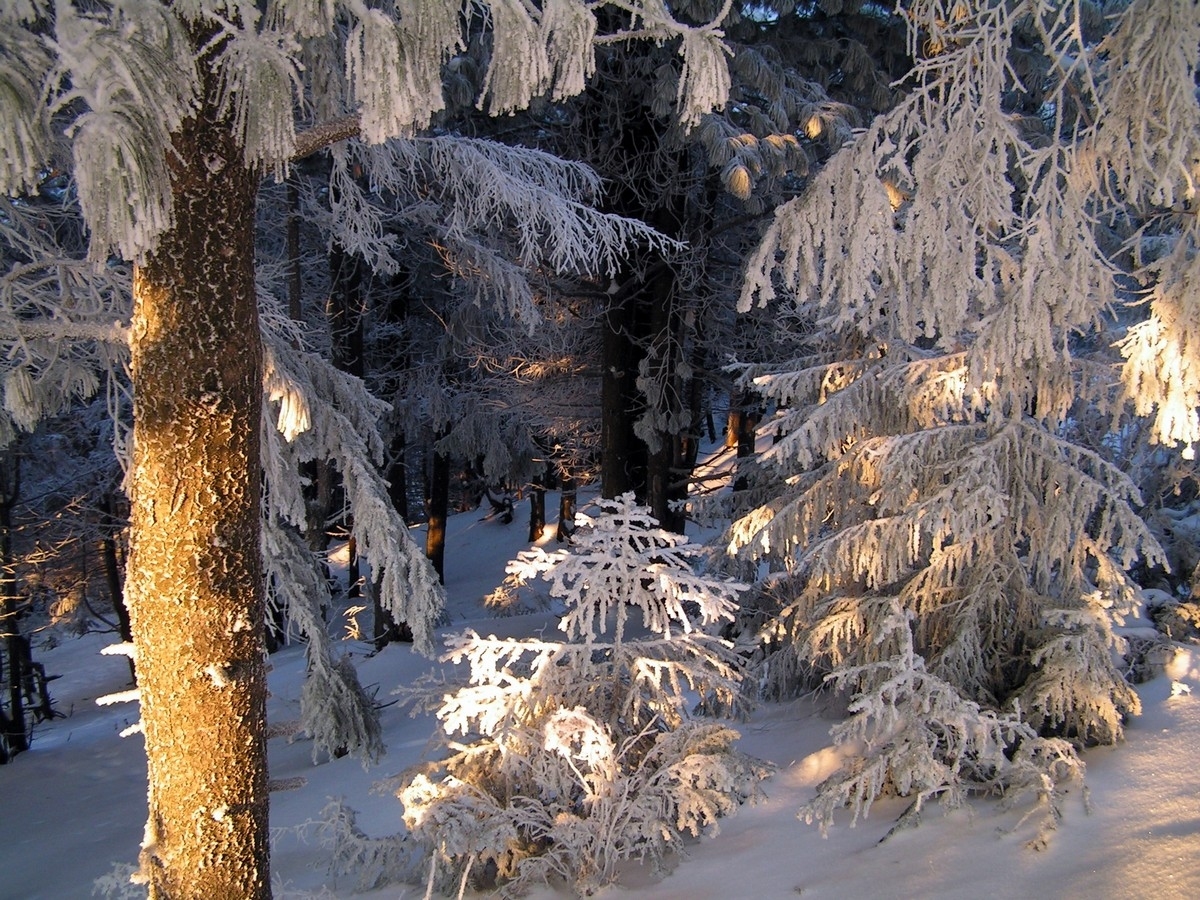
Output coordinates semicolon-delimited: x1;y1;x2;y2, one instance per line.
2;494;1198;899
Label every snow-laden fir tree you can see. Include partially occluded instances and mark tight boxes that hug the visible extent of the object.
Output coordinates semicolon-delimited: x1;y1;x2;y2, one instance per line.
0;1;741;895
398;493;765;895
712;0;1194;836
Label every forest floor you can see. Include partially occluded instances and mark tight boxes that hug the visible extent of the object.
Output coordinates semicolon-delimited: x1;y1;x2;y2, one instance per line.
1;475;1198;898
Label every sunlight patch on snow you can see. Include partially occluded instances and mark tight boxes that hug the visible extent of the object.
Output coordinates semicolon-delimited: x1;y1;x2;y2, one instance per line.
787;742;861;789
1166;646;1198;684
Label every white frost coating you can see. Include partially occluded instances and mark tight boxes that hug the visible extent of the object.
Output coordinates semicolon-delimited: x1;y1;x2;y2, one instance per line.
205;664;231;688
675;26;732;130
119;721;144;738
0;29;53;196
398;496;762;894
541;0;596;100
343;0;463;141
97;688;141;707
478;0;551;115
48;1;199;261
101;642;137;660
209;18;303;180
263;345;312;442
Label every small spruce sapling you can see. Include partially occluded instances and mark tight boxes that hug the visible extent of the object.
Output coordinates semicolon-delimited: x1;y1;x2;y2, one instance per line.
398;493;767;895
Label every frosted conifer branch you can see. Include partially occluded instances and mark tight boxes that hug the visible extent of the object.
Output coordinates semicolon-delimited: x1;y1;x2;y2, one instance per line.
1118;223;1200;459
542;0;596;100
479;0;551;115
397;495;761;894
48;1;199;261
1085;0;1200;211
262;517;386;764
97;688;141;706
258;293;444;654
0;30;53;197
209;18;303;179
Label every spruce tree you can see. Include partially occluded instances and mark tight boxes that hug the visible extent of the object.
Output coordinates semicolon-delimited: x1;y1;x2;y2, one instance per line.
719;0;1196;833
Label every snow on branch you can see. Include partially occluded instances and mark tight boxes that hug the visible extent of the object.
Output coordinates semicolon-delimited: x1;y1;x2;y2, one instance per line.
48;1;199;261
396;494;763;895
258;296;445;655
209;16;303;180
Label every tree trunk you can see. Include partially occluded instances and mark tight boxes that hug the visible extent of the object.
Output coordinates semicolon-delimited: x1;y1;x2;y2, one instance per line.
126;101;270;898
1;449;27;759
386;432;409;524
99;492;135;681
557;472;577;542
731;390;761;493
528;469;546;542
328;244;365;597
286;177;303;323
425;436;450;585
600;291;641;499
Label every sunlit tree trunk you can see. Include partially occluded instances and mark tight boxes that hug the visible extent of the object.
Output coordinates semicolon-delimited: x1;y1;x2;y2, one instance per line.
126;98;270;898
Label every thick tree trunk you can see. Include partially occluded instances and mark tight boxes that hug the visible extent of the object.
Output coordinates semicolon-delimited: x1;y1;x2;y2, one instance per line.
126;106;269;898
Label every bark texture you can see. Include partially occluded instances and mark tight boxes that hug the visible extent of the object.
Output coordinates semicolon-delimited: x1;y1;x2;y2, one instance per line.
126;103;269;898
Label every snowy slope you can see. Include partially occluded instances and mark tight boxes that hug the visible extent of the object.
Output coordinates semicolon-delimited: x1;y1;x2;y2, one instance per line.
1;494;1198;899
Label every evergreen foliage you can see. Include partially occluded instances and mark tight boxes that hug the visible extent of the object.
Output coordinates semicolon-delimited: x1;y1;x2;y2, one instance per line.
398;494;766;895
715;0;1195;832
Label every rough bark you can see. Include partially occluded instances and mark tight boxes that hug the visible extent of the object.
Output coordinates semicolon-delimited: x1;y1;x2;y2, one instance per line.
126;101;270;898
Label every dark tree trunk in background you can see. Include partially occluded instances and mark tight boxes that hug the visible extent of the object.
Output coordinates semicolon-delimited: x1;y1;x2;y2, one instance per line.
731;390;761;492
99;492;136;681
386;432;409;524
425;431;450;584
557;472;577;542
1;449;27;760
528;469;547;541
600;289;644;499
328;245;366;597
286;177;303;323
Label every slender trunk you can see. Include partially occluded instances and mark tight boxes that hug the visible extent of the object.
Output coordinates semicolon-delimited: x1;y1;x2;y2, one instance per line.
328;244;365;595
528;470;546;542
1;453;27;759
286;177;303;323
386;432;409;523
731;390;760;493
557;473;577;542
126;101;269;898
99;492;135;681
425;435;450;584
600;293;637;499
